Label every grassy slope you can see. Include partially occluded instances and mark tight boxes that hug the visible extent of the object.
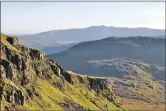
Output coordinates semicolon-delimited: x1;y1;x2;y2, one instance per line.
24;78;122;110
1;73;125;110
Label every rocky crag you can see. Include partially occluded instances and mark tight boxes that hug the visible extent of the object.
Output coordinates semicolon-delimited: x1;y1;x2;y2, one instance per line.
0;34;125;110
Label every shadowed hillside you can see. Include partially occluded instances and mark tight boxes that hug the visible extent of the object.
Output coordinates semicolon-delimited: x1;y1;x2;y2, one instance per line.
49;36;165;72
48;36;165;109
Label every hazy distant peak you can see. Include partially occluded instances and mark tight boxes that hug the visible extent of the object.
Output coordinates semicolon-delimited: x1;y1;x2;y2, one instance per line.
86;25;108;29
17;26;165;51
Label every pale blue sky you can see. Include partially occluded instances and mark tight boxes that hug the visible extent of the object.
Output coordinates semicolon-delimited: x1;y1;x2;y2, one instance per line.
1;2;165;35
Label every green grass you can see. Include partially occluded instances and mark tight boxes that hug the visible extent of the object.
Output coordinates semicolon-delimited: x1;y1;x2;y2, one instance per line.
21;77;125;110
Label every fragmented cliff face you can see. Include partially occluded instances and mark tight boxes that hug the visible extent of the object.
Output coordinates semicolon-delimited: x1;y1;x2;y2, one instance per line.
0;34;125;110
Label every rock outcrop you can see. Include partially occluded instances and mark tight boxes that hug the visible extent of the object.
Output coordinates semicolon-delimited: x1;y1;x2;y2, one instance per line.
6;36;18;45
6;90;24;105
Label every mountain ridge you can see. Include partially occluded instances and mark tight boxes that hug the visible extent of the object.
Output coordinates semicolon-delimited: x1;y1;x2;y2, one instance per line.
16;26;165;52
50;36;165;67
0;34;125;110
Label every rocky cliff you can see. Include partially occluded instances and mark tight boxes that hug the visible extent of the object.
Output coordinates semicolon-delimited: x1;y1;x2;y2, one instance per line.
0;34;125;110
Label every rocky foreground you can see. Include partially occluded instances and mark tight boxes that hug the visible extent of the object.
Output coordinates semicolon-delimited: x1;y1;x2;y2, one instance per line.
0;34;125;110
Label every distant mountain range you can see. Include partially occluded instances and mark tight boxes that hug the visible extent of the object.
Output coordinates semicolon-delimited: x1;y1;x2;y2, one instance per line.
48;36;165;79
16;26;165;54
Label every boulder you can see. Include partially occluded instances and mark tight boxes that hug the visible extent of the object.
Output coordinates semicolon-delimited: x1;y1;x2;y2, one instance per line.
22;58;30;71
14;90;25;105
61;72;73;84
88;78;107;91
0;65;6;78
6;37;18;45
7;63;16;80
29;48;45;60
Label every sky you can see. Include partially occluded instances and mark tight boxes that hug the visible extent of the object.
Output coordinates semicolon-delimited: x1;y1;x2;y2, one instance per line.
1;2;165;35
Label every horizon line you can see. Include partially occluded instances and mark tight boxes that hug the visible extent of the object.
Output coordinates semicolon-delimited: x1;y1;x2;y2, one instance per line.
3;25;165;36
